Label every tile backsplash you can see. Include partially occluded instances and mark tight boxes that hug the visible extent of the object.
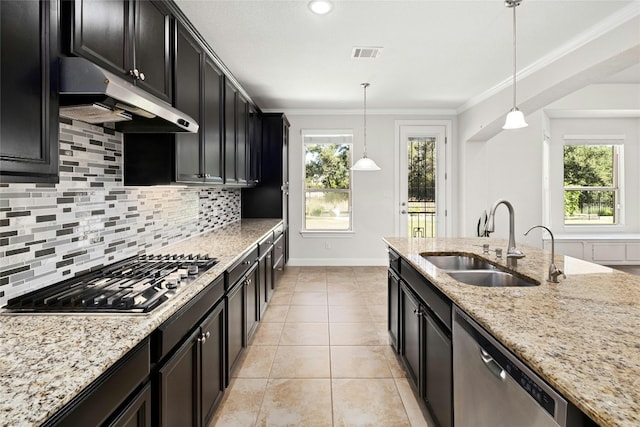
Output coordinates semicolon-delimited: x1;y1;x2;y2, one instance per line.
0;120;240;306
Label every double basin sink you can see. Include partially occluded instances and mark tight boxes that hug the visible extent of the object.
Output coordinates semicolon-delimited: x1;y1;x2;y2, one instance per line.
421;254;539;287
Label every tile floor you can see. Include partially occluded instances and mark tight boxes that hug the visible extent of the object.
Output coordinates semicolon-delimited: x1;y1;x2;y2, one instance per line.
209;266;430;427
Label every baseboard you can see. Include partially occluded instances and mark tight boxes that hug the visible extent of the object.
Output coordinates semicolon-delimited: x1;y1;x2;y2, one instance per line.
287;257;388;267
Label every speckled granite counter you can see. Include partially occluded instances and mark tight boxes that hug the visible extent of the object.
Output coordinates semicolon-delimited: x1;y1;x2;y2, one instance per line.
0;218;282;427
384;237;640;427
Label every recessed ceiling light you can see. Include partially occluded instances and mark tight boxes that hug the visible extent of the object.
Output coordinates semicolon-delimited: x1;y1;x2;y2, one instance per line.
308;0;333;15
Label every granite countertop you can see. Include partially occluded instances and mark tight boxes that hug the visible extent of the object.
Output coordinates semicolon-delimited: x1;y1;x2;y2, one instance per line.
0;218;282;427
384;236;640;427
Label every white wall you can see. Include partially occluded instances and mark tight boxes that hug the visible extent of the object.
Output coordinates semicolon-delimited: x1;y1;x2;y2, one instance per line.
286;114;456;266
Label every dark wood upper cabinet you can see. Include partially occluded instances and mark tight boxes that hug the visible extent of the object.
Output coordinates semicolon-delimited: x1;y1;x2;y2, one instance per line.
202;56;224;184
236;94;248;184
0;0;59;183
67;0;172;102
224;80;237;184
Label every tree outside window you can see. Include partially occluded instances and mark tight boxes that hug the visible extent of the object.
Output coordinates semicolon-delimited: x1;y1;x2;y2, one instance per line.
563;144;620;225
303;133;352;231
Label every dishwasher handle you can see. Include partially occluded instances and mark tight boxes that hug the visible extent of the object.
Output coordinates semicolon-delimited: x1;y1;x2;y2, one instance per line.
480;348;506;381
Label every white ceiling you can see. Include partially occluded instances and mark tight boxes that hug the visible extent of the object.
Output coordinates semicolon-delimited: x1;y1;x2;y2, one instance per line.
174;0;640;112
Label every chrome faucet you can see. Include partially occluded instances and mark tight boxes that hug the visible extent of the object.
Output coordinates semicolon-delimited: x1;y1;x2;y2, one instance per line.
524;225;566;283
486;199;525;267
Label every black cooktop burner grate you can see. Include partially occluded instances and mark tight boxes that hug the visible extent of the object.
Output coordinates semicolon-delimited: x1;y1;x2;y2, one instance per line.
4;254;218;314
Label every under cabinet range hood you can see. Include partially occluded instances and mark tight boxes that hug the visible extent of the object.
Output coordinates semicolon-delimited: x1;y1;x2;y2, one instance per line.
59;57;198;133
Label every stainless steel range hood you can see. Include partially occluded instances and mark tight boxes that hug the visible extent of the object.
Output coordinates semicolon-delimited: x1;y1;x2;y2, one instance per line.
59;57;198;133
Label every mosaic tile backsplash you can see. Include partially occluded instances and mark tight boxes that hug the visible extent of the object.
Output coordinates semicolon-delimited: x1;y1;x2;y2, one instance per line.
0;120;240;306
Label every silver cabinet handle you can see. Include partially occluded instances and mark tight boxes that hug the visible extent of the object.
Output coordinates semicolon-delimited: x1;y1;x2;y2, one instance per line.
197;331;207;343
480;348;506;381
139;71;145;81
205;331;210;339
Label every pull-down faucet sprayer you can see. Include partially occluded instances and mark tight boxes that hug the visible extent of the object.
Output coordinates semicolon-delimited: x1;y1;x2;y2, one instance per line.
486;199;525;267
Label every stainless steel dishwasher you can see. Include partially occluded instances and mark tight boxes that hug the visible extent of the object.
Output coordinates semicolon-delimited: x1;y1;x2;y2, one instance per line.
453;307;568;427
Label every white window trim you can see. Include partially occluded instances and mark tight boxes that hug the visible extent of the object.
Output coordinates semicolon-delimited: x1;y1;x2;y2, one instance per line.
561;134;626;230
301;129;354;235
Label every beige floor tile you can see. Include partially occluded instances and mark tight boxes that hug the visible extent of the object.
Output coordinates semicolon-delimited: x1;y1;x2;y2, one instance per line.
280;322;330;345
368;304;388;322
275;280;296;292
329;322;385;346
332;378;410;427
363;289;388;305
395;378;431;427
329;305;372;322
290;291;328;306
209;378;267;427
256;379;333;426
286;305;328;322
295;280;328;292
234;345;278;378
327;291;365;306
269;291;293;305
327;281;361;293
250;322;284;346
331;346;392;378
270;346;330;378
261;305;289;323
383;345;408;379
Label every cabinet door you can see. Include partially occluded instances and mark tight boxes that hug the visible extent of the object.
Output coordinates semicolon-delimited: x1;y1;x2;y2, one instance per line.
201;302;225;426
425;314;452;427
264;250;274;303
108;383;152;427
248;105;261;183
133;0;171;102
224;81;237;184
174;23;202;183
388;270;400;352
236;94;248;184
226;281;245;381
400;282;422;388
70;0;130;76
202;56;224;184
1;0;58;183
158;328;199;427
245;264;259;341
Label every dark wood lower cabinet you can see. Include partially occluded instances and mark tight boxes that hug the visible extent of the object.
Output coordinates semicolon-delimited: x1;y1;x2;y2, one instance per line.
388;269;400;352
394;256;453;427
226;279;245;382
109;383;152;427
245;263;260;341
158;300;225;427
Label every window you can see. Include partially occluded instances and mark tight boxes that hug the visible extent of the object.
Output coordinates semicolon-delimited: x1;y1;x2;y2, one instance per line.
303;131;352;231
563;142;622;225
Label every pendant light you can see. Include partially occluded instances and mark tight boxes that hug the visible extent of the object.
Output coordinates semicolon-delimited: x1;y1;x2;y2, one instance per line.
502;0;528;130
351;83;381;171
308;0;333;15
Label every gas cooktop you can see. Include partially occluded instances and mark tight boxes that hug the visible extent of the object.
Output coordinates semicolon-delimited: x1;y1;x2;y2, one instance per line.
4;254;218;314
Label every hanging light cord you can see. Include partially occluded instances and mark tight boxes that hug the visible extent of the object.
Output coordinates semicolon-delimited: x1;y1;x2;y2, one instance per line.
362;82;369;158
511;1;518;109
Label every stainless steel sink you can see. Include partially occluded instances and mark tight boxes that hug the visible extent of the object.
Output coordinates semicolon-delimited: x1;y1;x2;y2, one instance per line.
447;270;539;287
421;254;496;271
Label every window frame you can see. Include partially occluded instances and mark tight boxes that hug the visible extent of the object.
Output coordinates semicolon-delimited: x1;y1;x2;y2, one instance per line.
301;129;354;235
562;135;625;227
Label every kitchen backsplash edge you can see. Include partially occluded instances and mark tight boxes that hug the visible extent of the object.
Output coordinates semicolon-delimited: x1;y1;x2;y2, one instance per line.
0;119;240;306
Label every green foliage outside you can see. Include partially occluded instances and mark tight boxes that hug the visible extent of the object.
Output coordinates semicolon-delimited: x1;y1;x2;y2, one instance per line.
304;143;351;229
408;137;436;202
563;145;616;223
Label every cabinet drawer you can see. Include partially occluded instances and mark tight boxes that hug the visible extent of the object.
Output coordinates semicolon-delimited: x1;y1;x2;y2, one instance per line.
273;223;284;238
259;232;274;256
226;246;259;290
389;248;400;274
153;275;224;362
400;259;451;331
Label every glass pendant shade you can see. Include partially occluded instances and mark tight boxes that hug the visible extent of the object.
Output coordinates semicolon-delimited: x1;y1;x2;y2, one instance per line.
351;155;381;171
502;108;528;130
351;82;381;172
308;0;333;15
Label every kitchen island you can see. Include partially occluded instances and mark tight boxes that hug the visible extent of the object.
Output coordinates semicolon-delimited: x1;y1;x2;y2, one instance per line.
0;218;282;426
384;236;640;427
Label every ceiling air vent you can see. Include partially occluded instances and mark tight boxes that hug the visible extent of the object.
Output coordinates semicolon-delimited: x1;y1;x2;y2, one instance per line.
351;46;383;59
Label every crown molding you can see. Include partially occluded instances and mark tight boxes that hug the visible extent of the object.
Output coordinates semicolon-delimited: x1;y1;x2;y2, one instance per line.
261;108;457;116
